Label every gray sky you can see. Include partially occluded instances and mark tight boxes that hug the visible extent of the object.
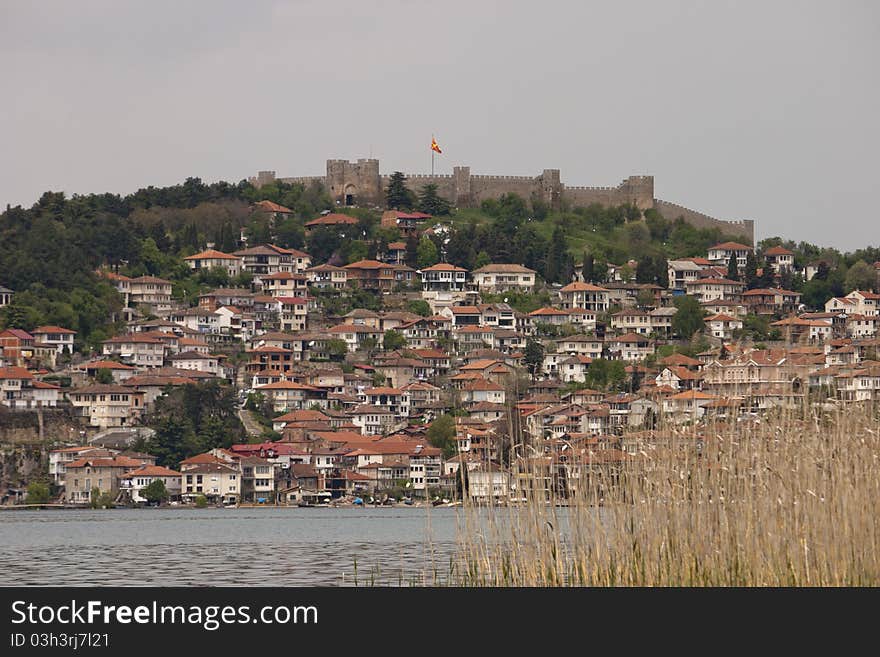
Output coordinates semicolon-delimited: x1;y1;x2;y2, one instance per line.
2;0;878;250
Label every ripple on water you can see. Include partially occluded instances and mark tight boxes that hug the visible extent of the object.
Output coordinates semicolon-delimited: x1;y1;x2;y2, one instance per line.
0;507;464;586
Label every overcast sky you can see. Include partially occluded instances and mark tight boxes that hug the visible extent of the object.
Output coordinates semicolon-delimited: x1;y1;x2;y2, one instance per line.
2;1;878;250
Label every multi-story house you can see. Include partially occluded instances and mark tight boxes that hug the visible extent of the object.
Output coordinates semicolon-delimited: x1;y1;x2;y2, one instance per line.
742;288;802;316
31;326;76;355
764;246;795;274
611;309;652;335
181;463;240;504
49;446;119;487
276;296;309;332
256;380;326;413
558;282;610;312
0;366;61;409
605;333;653;361
305;263;348;289
360;386;409;417
471;264;536;292
167;351;221;375
239;457;276;502
825;290;880;317
261;271;309;298
705;314;743;340
183;249;242;278
102;334;166;368
64;455;151;504
409;445;442;496
127;276;173;314
707;241;753;271
67;384;145;429
685;278;745;302
344;259;397;292
119;464;183;503
667;259;704;293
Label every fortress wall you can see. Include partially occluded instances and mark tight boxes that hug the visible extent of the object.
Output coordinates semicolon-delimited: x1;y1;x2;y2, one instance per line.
251;163;753;241
278;176;326;187
563;186;626;208
655;199;755;244
383;174;458;202
468;175;542;204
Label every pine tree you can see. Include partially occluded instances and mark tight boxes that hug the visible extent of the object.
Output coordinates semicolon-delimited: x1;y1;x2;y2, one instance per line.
744;251;759;289
544;226;568;284
727;253;739;281
417;183;451;216
524;338;545;376
581;251;594;283
405;233;419;268
385;172;415;210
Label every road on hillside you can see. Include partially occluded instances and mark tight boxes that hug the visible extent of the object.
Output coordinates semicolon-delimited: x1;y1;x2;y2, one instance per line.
238;408;265;438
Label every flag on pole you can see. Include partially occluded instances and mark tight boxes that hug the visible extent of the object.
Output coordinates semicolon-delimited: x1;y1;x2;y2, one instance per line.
431;137;442;154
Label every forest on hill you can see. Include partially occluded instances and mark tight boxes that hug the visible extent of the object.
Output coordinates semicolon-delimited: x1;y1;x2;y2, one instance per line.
1;174;877;350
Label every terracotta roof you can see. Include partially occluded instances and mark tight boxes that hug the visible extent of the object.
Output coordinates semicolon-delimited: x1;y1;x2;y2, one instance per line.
0;366;33;380
305;213;359;227
120;464;181;478
764;245;794;256
560;282;609;293
472;263;536;274
184;249;239;261
420;263;468;272
32;326;76;334
255;200;292;213
709;242;752;251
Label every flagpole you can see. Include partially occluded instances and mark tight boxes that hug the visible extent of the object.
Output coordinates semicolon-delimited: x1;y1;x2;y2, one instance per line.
431;134;435;176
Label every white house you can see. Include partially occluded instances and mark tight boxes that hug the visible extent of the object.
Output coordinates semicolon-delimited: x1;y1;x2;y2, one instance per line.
471;264;536;292
119;464;182;503
183;249;242;278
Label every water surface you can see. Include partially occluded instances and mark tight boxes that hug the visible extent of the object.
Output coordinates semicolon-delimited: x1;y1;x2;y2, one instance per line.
0;507;463;586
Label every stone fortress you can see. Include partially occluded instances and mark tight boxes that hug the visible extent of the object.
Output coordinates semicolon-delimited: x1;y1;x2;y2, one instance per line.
250;159;754;244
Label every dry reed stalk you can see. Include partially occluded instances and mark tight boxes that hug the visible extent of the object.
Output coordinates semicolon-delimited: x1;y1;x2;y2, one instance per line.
452;403;880;586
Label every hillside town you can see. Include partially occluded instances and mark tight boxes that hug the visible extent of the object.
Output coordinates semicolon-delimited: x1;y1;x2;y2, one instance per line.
2;202;880;509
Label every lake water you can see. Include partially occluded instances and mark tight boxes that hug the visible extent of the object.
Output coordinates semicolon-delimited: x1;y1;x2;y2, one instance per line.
0;507;465;586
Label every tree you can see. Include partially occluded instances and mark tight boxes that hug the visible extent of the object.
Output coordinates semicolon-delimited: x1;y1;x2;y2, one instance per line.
95;368;114;384
845;260;875;292
581;251;594;283
326;338;349;361
473;251;491;270
26;482;50;504
426;414;457;459
406;299;432;316
524;338;545;376
141;478;169;505
544;226;572;284
385;172;415;210
383;329;406;351
672;295;705;339
744;251;759;289
416;236;439;269
727;253;739;281
405;233;419;268
417;183;451;215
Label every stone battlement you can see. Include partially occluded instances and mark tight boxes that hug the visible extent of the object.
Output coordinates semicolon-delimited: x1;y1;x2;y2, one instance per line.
250;159;754;243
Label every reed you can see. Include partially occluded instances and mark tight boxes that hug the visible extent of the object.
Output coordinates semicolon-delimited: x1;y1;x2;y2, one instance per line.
451;403;880;586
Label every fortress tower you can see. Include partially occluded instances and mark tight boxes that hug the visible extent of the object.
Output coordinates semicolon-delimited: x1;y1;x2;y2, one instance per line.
254;159;754;244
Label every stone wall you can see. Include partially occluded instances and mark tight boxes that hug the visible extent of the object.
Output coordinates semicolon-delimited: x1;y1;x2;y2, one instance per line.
654;199;754;244
251;159;754;242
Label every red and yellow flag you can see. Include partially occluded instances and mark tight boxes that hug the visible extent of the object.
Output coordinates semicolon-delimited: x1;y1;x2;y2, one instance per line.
431;137;442;154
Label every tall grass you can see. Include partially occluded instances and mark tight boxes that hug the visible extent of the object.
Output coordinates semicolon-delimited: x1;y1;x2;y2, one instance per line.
452;404;880;586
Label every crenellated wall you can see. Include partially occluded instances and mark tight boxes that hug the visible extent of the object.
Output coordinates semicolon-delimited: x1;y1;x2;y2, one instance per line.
250;159;754;243
654;199;754;243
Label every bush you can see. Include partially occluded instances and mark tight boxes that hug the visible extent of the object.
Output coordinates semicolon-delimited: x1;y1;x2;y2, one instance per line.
25;482;51;505
194;494;208;508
